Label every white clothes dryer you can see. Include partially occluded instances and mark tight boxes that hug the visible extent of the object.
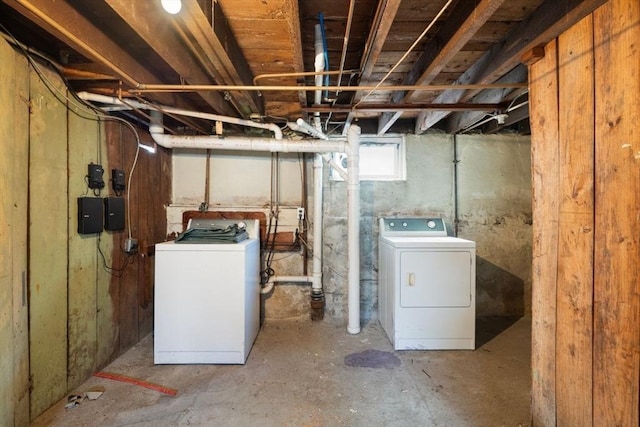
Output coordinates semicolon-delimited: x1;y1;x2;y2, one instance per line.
378;218;476;350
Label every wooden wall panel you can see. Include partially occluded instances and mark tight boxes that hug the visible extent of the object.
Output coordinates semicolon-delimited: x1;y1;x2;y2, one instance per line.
136;145;156;334
28;65;69;418
530;0;640;423
118;125;140;352
0;41;30;427
592;0;640;424
529;39;559;427
66;106;101;389
1;40;172;420
96;121;122;368
556;15;594;425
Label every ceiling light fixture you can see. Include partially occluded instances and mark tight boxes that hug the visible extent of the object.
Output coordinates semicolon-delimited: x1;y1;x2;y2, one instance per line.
138;142;156;154
161;0;182;14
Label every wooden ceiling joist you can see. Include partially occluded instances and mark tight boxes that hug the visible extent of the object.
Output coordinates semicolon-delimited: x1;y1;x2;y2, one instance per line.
3;0;239;114
446;64;528;133
103;0;254;117
178;0;262;115
377;0;506;135
416;0;608;134
343;0;402;132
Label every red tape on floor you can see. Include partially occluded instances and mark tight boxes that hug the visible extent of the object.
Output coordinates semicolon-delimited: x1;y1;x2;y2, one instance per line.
94;371;178;396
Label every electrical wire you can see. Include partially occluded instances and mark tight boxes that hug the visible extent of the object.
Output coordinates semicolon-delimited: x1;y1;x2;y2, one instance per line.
1;23;143;268
97;234;134;277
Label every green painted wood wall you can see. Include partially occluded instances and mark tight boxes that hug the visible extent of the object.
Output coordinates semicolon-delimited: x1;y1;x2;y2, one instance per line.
0;38;171;425
0;38;30;427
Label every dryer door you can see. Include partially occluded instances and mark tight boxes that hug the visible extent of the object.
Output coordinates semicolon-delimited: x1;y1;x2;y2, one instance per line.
399;250;472;307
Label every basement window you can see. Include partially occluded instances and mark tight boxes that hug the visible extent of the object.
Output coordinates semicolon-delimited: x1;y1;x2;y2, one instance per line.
330;135;406;181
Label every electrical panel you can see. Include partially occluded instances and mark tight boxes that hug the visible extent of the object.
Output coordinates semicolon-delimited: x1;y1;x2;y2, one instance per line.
104;197;125;231
88;163;105;190
77;197;103;234
111;168;125;193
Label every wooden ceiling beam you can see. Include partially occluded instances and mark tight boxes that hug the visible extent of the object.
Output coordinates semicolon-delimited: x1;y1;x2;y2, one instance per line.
175;0;262;115
343;0;402;132
103;0;249;117
416;0;608;134
3;0;237;114
377;0;506;135
445;64;527;133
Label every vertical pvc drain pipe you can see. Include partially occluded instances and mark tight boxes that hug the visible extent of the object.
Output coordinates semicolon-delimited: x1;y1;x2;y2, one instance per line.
347;125;361;334
312;153;324;294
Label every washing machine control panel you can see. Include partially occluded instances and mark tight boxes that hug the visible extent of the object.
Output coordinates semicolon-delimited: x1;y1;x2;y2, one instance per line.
381;217;447;236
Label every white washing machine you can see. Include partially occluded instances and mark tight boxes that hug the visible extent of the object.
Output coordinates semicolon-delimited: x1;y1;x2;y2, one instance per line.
154;219;260;364
378;217;475;350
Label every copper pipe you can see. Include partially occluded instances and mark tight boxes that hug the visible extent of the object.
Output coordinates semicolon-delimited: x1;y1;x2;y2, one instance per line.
253;70;359;86
302;103;504;113
133;82;527;93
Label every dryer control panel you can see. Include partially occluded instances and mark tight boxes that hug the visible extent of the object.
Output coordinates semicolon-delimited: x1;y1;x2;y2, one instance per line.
380;217;447;237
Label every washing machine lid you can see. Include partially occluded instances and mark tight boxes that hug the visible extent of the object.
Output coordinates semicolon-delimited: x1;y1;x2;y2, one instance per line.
176;223;248;244
186;218;260;240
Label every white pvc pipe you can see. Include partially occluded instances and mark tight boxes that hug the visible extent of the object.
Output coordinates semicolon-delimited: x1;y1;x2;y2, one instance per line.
77;91;283;139
323;154;348;181
346;125;361;334
260;275;311;294
294;118;328;140
312;154;324;294
151;130;345;153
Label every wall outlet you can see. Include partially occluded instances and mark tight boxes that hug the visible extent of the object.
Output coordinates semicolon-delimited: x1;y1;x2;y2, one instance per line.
297;207;305;220
125;238;138;254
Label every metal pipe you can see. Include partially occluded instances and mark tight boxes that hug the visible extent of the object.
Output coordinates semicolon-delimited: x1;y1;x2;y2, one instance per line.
132;83;528;93
453;135;459;237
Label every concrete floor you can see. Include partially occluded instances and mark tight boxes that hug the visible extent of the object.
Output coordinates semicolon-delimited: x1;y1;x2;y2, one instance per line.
32;316;531;426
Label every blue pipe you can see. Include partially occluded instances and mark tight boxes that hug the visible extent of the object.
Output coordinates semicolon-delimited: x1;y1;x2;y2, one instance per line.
318;12;330;99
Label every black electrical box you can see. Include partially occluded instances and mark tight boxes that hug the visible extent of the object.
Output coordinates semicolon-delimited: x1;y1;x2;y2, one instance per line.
104;197;125;231
111;168;126;193
77;197;103;234
88;163;105;189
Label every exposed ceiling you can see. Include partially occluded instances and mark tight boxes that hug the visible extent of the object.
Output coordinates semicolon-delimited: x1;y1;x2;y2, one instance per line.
0;0;605;136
